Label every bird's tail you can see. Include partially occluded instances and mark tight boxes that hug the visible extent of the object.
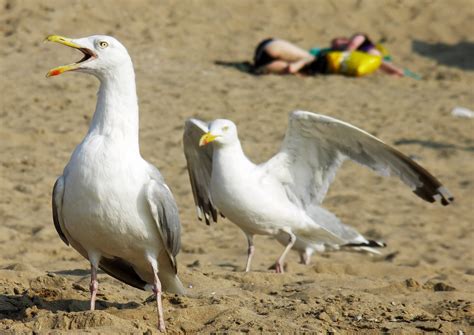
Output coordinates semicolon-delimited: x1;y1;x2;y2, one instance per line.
341;240;386;254
159;271;186;295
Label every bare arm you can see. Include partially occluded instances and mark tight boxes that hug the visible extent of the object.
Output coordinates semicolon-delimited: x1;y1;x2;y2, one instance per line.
380;61;404;77
288;56;315;74
346;34;366;51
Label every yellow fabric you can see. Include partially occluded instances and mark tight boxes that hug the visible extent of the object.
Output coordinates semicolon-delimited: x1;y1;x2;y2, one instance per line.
326;51;382;77
375;43;390;58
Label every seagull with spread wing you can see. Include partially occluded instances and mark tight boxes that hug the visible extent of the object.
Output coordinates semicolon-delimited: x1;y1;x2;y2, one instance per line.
46;35;183;332
183;111;453;272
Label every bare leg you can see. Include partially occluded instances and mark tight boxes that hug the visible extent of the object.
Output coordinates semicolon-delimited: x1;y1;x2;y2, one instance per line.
150;260;166;332
265;39;313;62
261;39;315;75
245;234;255;272
89;261;99;311
288;57;315;74
262;60;291;74
275;231;296;273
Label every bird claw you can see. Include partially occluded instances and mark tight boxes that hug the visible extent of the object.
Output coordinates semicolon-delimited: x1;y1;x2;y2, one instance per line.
275;262;284;274
158;323;166;333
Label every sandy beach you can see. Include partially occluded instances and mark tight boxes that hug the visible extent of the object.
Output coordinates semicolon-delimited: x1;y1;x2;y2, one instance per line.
1;0;473;333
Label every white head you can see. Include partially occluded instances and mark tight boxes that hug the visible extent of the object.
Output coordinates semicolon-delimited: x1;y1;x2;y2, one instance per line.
45;35;132;79
199;119;239;147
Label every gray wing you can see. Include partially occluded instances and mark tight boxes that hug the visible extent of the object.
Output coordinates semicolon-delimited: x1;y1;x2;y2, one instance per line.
52;175;89;257
264;111;453;208
146;172;181;272
183;118;220;225
52;176;69;245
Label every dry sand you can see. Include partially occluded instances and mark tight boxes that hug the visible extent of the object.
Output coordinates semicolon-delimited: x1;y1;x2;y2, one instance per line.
1;0;473;333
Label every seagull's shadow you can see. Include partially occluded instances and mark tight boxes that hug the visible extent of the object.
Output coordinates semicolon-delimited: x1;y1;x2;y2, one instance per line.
52;269;91;276
0;292;140;321
214;60;259;75
412;40;474;71
0;269;142;321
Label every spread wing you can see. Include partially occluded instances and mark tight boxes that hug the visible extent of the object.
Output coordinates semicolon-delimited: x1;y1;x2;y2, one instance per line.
183;118;220;225
263;111;453;209
146;169;181;273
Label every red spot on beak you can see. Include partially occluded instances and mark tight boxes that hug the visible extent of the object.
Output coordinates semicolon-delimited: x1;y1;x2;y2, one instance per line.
50;69;62;76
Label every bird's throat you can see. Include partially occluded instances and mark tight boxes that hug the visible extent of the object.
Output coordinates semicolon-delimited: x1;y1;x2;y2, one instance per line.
88;65;140;152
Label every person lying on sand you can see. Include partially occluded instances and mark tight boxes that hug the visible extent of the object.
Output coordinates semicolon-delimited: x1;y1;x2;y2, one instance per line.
253;36;405;77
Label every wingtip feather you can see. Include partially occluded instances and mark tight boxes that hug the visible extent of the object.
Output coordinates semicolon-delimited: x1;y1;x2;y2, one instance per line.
196;206;203;220
438;186;454;206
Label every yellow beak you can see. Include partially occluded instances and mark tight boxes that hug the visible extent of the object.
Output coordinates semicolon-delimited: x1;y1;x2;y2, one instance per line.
45;35;93;77
199;132;218;146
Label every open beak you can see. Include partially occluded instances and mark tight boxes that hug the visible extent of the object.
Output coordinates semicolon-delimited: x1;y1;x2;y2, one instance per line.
45;35;97;77
199;132;218;146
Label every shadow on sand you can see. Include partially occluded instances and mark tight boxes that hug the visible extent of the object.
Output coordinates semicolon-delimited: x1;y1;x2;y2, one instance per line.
214;60;259;75
412;40;474;71
0;292;141;321
52;269;91;276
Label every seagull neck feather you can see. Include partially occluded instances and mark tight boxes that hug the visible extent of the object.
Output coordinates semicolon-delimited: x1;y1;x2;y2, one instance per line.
88;63;139;151
213;140;254;171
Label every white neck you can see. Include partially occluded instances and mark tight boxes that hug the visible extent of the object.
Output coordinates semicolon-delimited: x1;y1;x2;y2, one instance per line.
88;62;139;152
213;140;254;174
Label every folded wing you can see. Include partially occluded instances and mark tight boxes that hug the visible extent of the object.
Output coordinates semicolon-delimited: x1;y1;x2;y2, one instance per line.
183;118;220;224
146;176;181;265
52;177;69;245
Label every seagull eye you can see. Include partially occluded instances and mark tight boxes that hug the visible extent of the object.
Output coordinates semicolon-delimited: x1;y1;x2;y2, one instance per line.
222;126;229;132
98;41;109;49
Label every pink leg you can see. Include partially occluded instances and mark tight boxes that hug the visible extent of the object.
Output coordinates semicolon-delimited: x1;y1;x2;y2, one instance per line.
151;263;166;332
90;264;98;311
245;234;255;272
275;231;296;274
302;250;311;265
299;252;308;265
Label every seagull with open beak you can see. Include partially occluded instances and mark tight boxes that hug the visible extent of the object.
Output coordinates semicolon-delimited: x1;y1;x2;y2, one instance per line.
46;35;184;332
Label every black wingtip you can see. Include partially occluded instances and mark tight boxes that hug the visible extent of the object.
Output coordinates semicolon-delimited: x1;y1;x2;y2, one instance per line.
437;186;454;206
413;185;454;206
368;240;387;248
344;240;387;248
388;146;454;206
